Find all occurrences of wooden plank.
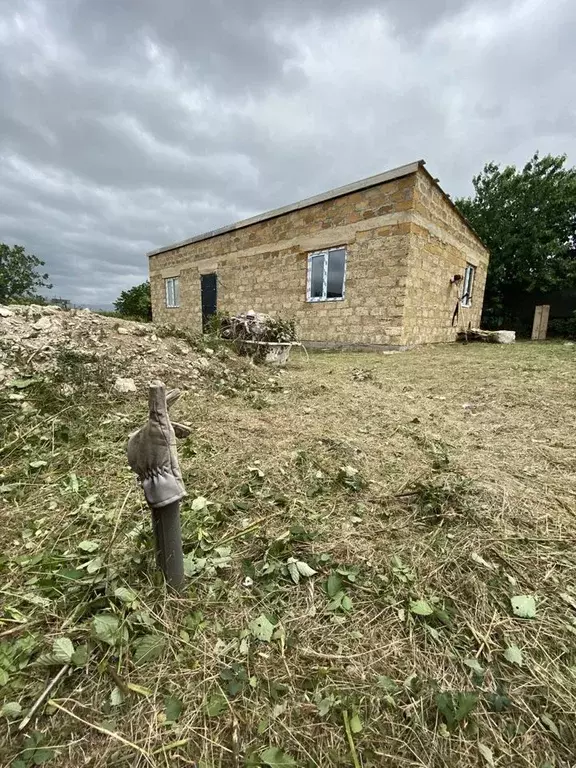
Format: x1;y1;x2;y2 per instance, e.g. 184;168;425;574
532;305;543;339
531;305;550;340
539;304;550;339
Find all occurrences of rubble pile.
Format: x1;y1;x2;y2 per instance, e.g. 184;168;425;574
219;311;297;344
0;304;243;394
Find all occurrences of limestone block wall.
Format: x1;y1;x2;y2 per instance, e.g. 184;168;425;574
402;169;489;345
149;175;416;346
148;165;489;347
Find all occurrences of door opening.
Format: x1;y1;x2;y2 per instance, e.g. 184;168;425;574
200;273;217;332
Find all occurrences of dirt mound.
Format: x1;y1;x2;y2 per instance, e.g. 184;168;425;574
0;304;262;395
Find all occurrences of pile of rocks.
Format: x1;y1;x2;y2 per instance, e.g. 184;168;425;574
0;304;230;394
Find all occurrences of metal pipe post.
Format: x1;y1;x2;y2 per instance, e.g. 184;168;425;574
151;501;185;592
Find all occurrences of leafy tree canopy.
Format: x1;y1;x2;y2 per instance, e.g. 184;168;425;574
0;243;52;304
455;152;576;327
114;281;151;321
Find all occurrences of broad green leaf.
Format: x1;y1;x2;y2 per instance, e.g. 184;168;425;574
0;669;9;686
327;591;345;611
478;743;495;767
260;746;297;767
52;637;74;664
341;594;353;612
435;691;478;729
110;687;124;707
31;747;54;764
133;634;166;664
511;595;536;619
486;691;511;712
504;645;523;666
78;540;99;552
7;378;38;389
296;561;317;578
287;560;300;584
409;599;434;616
257;717;269;734
377;675;398;692
86;556;103;574
540;713;560;738
349;713;363;733
249;614;275;642
455;692;479;722
191;496;209;511
204;693;227;717
326;573;342;598
71;645;89;667
114;587;137;605
317;697;332;716
165;695;183;722
92;613;121;646
183;555;206;577
1;701;22;718
464;658;485;676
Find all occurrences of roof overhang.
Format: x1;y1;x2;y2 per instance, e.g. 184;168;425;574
147;160;424;258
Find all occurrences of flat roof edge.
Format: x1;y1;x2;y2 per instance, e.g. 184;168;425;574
147;160;424;257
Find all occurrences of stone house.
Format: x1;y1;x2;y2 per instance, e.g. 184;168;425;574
148;160;489;347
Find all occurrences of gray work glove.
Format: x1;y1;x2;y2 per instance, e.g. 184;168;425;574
127;380;191;509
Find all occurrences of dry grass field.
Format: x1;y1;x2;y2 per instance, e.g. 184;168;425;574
1;338;575;767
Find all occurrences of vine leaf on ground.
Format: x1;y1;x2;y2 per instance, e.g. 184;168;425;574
260;746;297;767
132;634;166;664
511;595;536;619
52;637;75;664
1;701;22;719
287;558;317;584
540;713;560;738
165;695;183;722
204;693;227;717
249;615;275;642
92;614;122;646
410;599;434;616
504;645;523;667
349;713;363;733
326;573;343;598
478;743;495;767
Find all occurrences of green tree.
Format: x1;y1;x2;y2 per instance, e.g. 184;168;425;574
0;243;52;303
455;153;576;328
114;281;152;321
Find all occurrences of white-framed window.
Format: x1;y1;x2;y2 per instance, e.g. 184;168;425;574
306;246;347;302
165;277;180;308
461;264;475;307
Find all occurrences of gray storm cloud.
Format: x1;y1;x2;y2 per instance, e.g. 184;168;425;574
0;0;574;305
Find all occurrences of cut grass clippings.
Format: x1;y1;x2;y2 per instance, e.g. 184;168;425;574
1;340;576;767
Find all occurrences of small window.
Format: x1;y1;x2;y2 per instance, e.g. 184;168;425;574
306;247;347;302
461;264;475;307
165;277;180;308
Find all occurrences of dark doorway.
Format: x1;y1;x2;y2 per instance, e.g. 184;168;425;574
200;273;217;331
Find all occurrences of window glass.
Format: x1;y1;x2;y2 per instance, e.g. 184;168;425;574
326;248;345;298
462;265;475;306
165;277;180;307
310;255;325;299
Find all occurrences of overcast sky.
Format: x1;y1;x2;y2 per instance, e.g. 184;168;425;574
1;0;574;306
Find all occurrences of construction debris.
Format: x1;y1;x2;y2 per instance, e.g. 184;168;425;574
457;328;516;344
0;304;274;393
218;310;299;365
219;311;297;344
